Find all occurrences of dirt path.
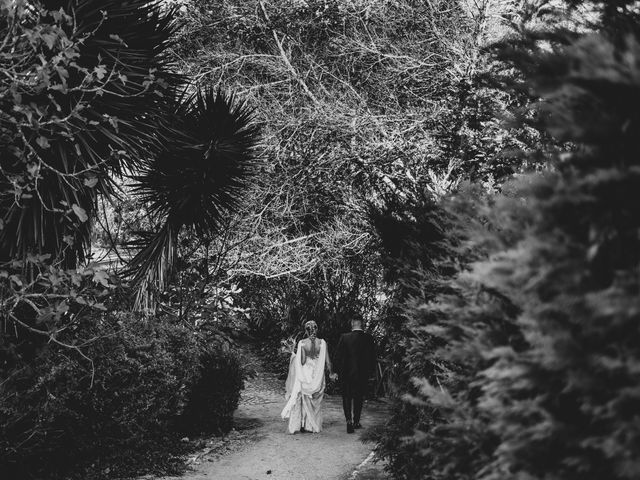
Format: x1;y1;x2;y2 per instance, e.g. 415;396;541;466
158;352;390;480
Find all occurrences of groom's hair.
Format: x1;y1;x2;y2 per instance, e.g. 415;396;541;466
351;317;363;328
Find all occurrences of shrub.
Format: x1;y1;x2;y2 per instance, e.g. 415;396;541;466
373;2;640;479
180;347;245;435
368;185;497;479
0;312;201;479
463;15;640;478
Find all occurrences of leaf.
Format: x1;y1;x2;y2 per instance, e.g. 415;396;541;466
41;32;57;49
55;301;69;314
56;66;69;79
84;177;99;188
93;270;110;287
71;204;88;222
94;65;107;80
36;136;50;149
71;272;82;286
36;311;54;325
109;34;125;45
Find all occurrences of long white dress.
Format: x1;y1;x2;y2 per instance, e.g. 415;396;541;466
281;338;326;433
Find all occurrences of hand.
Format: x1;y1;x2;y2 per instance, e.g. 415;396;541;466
329;373;338;381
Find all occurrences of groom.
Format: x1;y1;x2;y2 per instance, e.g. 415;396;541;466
334;317;377;434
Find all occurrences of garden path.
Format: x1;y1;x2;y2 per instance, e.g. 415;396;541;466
155;347;390;480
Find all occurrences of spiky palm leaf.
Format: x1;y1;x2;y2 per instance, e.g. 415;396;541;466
0;0;180;265
125;88;260;309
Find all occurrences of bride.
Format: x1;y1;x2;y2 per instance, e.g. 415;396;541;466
281;320;335;433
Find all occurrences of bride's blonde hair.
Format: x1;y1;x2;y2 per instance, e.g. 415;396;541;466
304;320;318;337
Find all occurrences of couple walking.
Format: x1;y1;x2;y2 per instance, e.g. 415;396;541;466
281;318;376;434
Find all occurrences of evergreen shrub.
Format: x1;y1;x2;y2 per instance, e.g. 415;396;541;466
373;2;640;479
180;347;245;435
0;314;201;479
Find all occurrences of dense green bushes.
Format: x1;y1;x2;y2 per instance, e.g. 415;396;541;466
369;186;493;479
0;312;244;479
1;2;254;477
1;314;192;477
0;255;245;479
181;347;244;434
372;1;640;479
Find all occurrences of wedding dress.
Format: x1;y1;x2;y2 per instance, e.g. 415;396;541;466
281;338;326;433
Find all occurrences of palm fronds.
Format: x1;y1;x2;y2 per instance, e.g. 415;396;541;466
1;2;260;310
0;0;181;265
125;88;260;308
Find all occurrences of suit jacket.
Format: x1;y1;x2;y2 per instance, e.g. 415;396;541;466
335;330;376;384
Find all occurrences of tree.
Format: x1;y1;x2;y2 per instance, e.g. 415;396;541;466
0;0;260;309
160;0;532;363
468;3;640;476
0;4;257;477
378;1;640;478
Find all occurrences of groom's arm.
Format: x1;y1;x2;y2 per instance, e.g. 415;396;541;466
367;335;377;379
335;334;344;377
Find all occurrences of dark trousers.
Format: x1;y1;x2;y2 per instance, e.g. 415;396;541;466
341;379;365;423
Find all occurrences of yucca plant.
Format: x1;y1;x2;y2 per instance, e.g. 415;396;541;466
0;0;259;309
0;0;180;265
126;88;259;309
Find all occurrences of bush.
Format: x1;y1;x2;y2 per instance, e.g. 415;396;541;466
368;185;494;479
180;347;245;435
0;313;202;479
372;2;640;479
461;18;640;478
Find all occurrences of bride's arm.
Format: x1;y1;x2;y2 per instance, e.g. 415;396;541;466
300;340;307;365
324;340;333;374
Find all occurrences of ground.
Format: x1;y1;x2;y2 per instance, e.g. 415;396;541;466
150;349;390;480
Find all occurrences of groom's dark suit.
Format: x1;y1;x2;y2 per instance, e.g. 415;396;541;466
335;329;376;426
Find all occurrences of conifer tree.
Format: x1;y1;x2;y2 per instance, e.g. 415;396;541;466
374;1;640;478
470;3;640;477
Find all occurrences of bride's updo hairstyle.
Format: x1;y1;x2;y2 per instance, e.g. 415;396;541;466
304;320;318;338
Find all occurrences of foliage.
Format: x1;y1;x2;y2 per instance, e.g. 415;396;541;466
368;184;498;479
0;0;178;266
469;8;640;477
373;1;640;479
163;0;534;371
0;0;260;307
0;3;257;477
0;312;201;479
0;254;118;369
125;87;260;309
181;346;245;435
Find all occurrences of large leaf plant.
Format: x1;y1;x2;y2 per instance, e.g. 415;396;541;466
0;0;259;310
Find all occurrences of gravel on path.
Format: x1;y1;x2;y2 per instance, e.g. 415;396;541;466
155;356;390;480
